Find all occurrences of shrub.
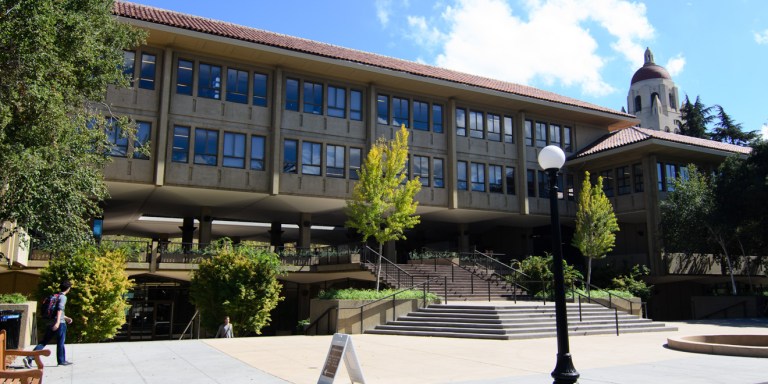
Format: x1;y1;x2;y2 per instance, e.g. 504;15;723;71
317;288;439;302
610;265;652;301
513;254;583;298
0;293;28;303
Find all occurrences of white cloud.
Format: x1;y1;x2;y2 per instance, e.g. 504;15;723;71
755;29;768;45
406;15;445;48
665;54;686;77
418;0;654;97
762;124;768;140
376;0;393;27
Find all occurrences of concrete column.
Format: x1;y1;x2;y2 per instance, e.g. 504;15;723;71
180;217;196;252
154;47;173;186
643;155;663;276
269;222;284;247
366;84;377;149
198;208;212;248
270;68;284;196
149;239;159;273
298;213;312;249
517;112;529;215
458;223;470;254
447;98;458;209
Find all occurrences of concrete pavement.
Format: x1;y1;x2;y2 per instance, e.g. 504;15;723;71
8;318;768;383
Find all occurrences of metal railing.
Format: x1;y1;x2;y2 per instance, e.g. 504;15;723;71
346;277;441;334
179;310;200;340
362;246;414;289
304;306;338;336
275;246;360;267
570;290;621;335
572;279;645;318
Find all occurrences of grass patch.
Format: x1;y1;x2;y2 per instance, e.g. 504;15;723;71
317;288;439;302
570;288;634;300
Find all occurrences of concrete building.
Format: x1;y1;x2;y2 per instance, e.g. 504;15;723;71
1;2;761;331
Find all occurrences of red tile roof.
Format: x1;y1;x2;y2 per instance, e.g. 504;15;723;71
113;1;633;119
574;126;752;158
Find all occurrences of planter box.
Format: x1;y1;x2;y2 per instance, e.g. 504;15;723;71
0;301;36;349
309;298;428;335
589;297;643;316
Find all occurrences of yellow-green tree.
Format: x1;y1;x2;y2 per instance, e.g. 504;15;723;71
346;126;421;290
572;171;620;289
37;247;134;342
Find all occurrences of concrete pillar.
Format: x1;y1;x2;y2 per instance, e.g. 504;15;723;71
447;98;458;209
298;213;311;249
154;47;173;186
180;217;196;252
384;240;396;261
458;223;470;254
269;222;284;247
198;208;212;248
270;68;284;195
149;238;159;273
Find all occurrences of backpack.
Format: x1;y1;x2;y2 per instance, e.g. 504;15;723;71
42;293;61;319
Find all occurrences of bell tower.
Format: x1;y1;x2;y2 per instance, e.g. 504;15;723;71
627;48;682;132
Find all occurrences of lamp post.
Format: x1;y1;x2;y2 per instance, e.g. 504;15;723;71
537;145;579;384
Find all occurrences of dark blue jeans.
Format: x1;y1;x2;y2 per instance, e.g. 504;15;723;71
34;321;67;364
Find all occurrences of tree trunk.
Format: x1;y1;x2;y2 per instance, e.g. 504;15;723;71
586;257;592;294
375;242;383;291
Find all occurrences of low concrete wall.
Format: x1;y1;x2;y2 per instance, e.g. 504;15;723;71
589;296;643;316
309;298;426;335
0;301;36;349
690;296;762;319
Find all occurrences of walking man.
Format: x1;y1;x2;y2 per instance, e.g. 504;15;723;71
27;280;74;367
215;316;234;338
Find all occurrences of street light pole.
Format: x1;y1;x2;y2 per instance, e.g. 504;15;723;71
538;145;579;384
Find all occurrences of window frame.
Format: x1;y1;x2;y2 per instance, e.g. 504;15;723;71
617;166;631;195
138;53;156;90
489;164;502;193
413;155;430;187
250;135;266;171
172;125;190;163
392;96;409;128
283;139;298;174
633;163;644;192
301;141;322;175
197;63;222;100
487;113;501;142
505;166;515;195
503;116;514;143
600;169;614;197
469;110;484;139
527;169;536;197
433;158;444;188
535;122;548;148
457;160;468;190
222;131;246;168
326;144;345;178
253;72;268;107
350;90;363;121
327;85;346;118
194;128;219;166
225;68;249;104
376;94;389;125
456;108;467;137
432;104;443;133
176;59;194;95
349;147;362;180
413;100;429;131
303;81;323;115
285;78;300;111
524;120;533;146
470;162;485;192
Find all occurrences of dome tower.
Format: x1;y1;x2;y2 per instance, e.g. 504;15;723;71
627;48;681;132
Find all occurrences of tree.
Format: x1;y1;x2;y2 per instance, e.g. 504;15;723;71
345;126;421;290
0;0;145;254
189;240;284;336
676;95;713;139
37;246;134;342
710;105;758;146
572;172;620;289
660;166;738;295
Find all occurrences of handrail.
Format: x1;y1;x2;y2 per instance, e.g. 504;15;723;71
697;300;749;320
179;310;199;340
304;306;338;335
570;291;621;336
457;252;536;303
362;246;414;289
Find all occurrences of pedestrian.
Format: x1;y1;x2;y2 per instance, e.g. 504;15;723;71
26;280;74;367
215;316;234;338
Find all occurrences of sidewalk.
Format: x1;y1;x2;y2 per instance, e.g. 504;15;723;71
15;318;768;384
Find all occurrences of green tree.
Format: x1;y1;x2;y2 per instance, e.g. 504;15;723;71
37;247;134;342
572;172;620;289
515;254;583;297
0;0;145;254
345;126;422;290
710;105;758;146
660;166;738;294
189;241;284;336
676;95;713;139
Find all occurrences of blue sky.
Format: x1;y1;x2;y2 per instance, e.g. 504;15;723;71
131;0;768;139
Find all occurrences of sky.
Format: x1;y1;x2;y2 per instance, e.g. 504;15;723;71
130;0;768;140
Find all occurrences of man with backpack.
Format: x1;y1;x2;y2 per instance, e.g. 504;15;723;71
26;280;74;367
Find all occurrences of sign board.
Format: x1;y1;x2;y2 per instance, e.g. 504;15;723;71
317;333;366;384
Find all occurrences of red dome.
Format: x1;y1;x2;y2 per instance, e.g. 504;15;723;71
631;63;671;85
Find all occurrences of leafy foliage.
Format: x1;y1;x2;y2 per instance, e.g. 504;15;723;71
610;265;652;301
572;172;620;287
514;254;583;297
0;0;145;254
676;95;713;138
316;288;439;302
0;293;29;304
189;240;284;336
710;105;758;146
37;246;134;342
345;126;422;248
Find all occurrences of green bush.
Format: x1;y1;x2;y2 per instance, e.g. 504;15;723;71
570;287;634;300
0;293;29;303
38;246;133;342
317;288;439;302
610;265;652;301
512;254;583;299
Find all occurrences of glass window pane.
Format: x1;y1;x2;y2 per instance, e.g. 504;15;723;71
133;121;151;159
198;63;221;100
283;139;297;173
432;104;443;133
350;90;363;121
633;163;644;193
550;124;561;147
377;94;389;124
535;122;547;148
122;51;135;86
285;78;299;111
413;101;429;131
457;161;467;190
505;167;515;195
524;120;533;146
226;68;248;104
504;116;514;143
326;145;345;178
471;162;485;191
563;126;572;152
456;108;466;136
253;73;268;107
194;128;218;166
223;132;246;168
469;110;484;139
349;147;362;180
302;142;321;175
489;165;502;193
139;53;156;90
327;86;346;118
433;158;444;188
487;113;501;142
527;169;536;197
392;97;409;127
251;136;265;170
303;81;323;114
177;59;194;95
172;126;190;163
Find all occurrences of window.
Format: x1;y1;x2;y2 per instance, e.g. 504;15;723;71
600;169;614;197
432;104;443;133
656;162;664;191
433;158;444;188
469;110;484;139
392;97;409;127
253;73;268;107
535;122;548;148
550;124;561;147
326;144;345;178
349;148;362;180
505;167;515;195
226;68;248;104
487;114;501;142
651;92;659;107
538;170;549;198
250;136;265;170
457;161;468;190
566;174;575;201
303;81;323;114
194;128;219;166
669;93;676;110
665;163;677;191
456;108;467;136
377;94;389;124
563;126;572;152
557;174;565;200
503;116;514;143
177;59;194;95
105;118;127;157
139;53;156;90
527;169;536;197
524;120;533;146
633;163;643;192
617;166;631;195
302;141;322;175
634;95;642;112
413;155;430;186
350;90;362;121
198;63;221;100
283;139;298;173
679;166;690;182
413;101;429;131
122;51;135;86
222;132;246;168
285;78;299;111
133;121;151;159
327;86;346;118
172;126;190;163
470;162;485;192
489;165;502;193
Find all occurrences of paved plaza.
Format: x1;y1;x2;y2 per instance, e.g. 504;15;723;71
9;317;768;383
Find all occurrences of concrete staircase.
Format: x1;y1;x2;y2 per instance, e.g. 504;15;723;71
365;303;678;340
